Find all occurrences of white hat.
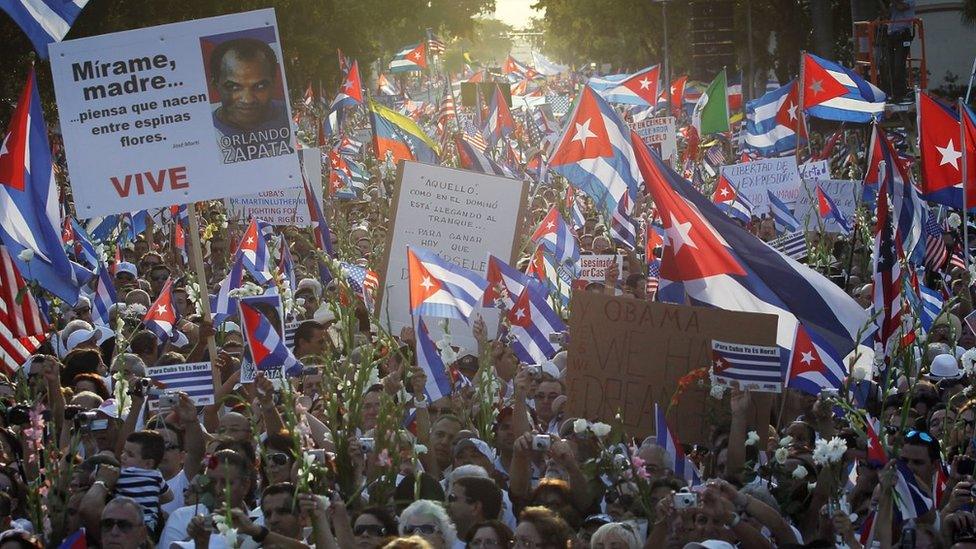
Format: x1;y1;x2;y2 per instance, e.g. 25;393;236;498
95;399;120;419
928;354;963;380
116;262;137;277
66;326;109;352
313;303;336;324
296;278;322;299
453;438;497;463
683;542;736;549
540;360;561;380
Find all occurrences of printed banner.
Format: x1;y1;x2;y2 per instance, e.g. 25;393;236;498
225;148;323;225
50;9;302;217
147;361;215;410
710;340;782;393
575;254;623;287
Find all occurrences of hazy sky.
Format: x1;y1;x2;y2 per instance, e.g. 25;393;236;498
494;0;543;29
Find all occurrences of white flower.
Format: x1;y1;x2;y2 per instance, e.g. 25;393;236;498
962;348;976;376
745;431;760;446
435;333;453;351
591;422;611;438
792;465;809;479
440;347;458;365
813;436;848;465
126;303;147;317
774;447;788;464
415;444;428;455
710;384;727;399
949;212;962;229
17;249;34;262
573;418;589;434
303;453;316;466
849;366;867;381
779;435;794;447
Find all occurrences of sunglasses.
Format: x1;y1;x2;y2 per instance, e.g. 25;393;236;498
403;524;439;535
100;518;136;532
906;430;935;443
354;524;387;537
266;452;290;466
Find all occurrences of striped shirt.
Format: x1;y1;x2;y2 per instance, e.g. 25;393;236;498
116;467;169;527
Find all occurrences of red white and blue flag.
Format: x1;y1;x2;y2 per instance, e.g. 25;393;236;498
655;403;701;486
483;253;541;310
565;186;586;231
802;53;885;123
598;64;661;107
786;323;847;396
1;0;90;58
893;460;934;520
240;300;302;375
237;218;274;285
636;134;868;367
143;278;179;342
609;192;637;250
414;316;454;401
712;174;754;224
210;251;245;324
506;285;566;365
0;245;48;338
711;340;782;392
815;184;851;234
865;125;925;264
549;85;641;228
530;207;581;276
743;80;804;157
918;91;975;209
408;247;488;321
0;68;91;303
502;55;539;80
483;85;515;148
303;172;335;285
389;42;427;73
331;60;364;110
873;179;906;359
455;134;514;177
89;263;117;328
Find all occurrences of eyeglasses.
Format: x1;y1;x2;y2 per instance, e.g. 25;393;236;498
100;518;136;533
906;430;935;443
353;524;387;537
266;452;290;466
403;524;439;535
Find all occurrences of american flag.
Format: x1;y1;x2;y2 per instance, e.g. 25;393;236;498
544;93;572;118
0;246;49;373
646;259;660;298
461;117;489;152
436;93;456;135
769;231;808;261
702;145;727;177
341;262;379;310
923;212;949;272
428;34;446;55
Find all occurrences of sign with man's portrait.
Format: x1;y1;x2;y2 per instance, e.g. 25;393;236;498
50;9;302;217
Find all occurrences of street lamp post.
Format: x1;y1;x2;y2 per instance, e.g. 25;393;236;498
653;0;670;106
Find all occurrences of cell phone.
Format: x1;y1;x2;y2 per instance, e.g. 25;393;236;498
305;449;327;464
673;490;699;509
532;434;551;451
960;456;976;477
158;392;179;410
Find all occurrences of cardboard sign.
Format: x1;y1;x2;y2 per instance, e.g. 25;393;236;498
629;116;677;163
146;362;215;410
565;291;778;443
577;255;623;284
376;161;528;336
224;148;323;225
720;156;801;212
50;9;302;217
795;179;862;234
239;294;286;385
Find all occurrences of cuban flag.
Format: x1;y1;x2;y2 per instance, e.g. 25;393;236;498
377;73;401;96
530;207;581;276
711;340;782;392
712;174;754;223
655;403;701;486
483;253;541;310
338;135;363;157
1;0;90;58
549;85;642;229
565;186;586;231
597;65;661;107
917;91;975;209
635;136;869;369
801;53;885;123
609;193;637;250
527;244;573;309
415;316;453;401
210;251;245;324
865;125;925;262
240;300;302;375
506;285;566;365
0;68;91;304
502;55;539;80
237;218;274;285
786;323;847;395
143;277;179;342
278;239;297;294
455;135;514;177
408;246;488;321
67;218;99;269
483;85;515;149
389;42;427;73
918;285;943;333
744;80;803;156
302;173;334;285
767;190;800;234
89;263;117;328
893;461;934;520
331;60;363;111
815;185;851;234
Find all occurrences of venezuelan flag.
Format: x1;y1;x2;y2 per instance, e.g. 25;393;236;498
368;100;439;165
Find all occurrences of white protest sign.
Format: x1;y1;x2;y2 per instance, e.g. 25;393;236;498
629;116;677;164
146;361;215;410
720;156;801;212
795;179;862;234
225;148;323;225
799;160;830;181
377;161;528;337
711;341;782;393
50;9;302;217
577;255;623;284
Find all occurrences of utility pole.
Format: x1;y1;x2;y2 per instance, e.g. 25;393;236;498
653;0;670;105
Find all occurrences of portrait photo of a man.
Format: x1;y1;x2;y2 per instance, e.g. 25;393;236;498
201;28;294;164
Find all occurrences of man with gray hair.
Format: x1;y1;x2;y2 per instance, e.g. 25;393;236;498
99;496;148;549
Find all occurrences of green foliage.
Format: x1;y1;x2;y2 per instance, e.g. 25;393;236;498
0;0;495;119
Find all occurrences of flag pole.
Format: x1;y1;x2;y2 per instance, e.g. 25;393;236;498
797;52;805;165
961;97;970;270
185;203;221;395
